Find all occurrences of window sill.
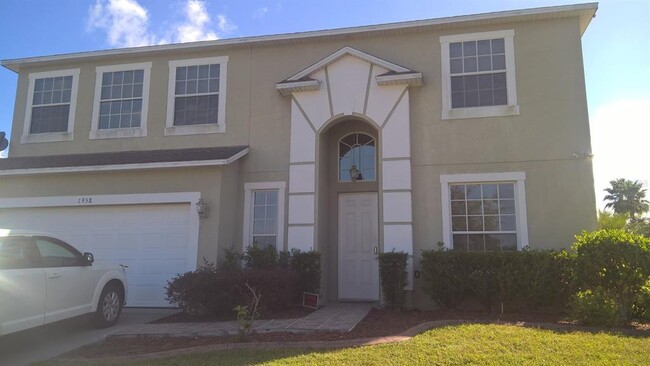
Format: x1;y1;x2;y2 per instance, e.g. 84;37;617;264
164;124;225;136
21;132;73;144
442;105;520;120
89;127;147;140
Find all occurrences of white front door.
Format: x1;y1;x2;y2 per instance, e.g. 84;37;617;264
338;193;379;300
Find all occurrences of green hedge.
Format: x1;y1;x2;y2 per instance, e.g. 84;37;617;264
420;230;650;326
379;252;408;310
571;230;650;324
165;263;298;317
420;250;570;312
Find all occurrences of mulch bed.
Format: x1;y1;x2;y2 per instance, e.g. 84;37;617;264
62;308;650;359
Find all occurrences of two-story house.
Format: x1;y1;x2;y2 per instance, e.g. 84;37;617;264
0;3;598;308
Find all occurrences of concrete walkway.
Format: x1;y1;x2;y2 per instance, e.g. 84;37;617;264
110;303;374;339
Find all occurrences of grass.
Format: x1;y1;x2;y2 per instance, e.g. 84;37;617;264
38;324;650;366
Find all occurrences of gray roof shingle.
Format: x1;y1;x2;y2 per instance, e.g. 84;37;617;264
0;146;248;171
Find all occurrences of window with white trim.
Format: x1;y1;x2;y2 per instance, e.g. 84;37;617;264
440;30;518;120
91;63;151;139
251;190;279;248
243;182;286;251
166;56;228;136
449;183;517;251
22;69;79;143
440;172;528;251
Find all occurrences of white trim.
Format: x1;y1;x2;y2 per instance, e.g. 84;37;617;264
440;29;515;43
440;29;519;120
440;172;526;183
0;192;201;277
0;192;200;208
0;147;249;176
276;80;321;96
2;3;597;73
287;46;410;82
22;69;80;144
439;172;529;250
375;72;423;87
90;62;152;140
243;182;286;251
165;56;228;136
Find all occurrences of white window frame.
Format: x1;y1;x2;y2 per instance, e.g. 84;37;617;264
90;62;151;140
243;182;286;251
440;172;528;250
165;56;228;136
22;69;80;144
440;30;519;120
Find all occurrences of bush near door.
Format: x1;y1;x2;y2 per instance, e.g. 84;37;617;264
378;251;409;310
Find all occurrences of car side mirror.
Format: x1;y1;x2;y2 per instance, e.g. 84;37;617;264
83;252;94;265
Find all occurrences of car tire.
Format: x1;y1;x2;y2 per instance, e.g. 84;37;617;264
94;284;123;328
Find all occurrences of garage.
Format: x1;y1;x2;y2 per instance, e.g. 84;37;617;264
0;195;199;307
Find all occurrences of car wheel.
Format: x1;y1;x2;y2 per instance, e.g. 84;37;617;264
95;284;122;328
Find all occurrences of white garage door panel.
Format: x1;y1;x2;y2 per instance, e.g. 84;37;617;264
0;203;196;307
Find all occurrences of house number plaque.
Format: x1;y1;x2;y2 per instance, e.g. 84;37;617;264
77;197;94;204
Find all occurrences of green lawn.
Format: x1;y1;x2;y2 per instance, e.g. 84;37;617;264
41;324;650;366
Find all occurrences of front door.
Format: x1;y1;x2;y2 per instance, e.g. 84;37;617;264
338;193;379;300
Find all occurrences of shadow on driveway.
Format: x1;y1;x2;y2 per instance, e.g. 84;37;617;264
0;308;176;366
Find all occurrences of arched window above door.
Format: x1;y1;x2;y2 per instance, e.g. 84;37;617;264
339;132;376;182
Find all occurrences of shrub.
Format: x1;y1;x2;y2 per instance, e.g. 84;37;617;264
222;247;242;270
290;250;321;296
166;265;298;317
570;288;620;327
379;252;408;310
420;250;569;312
633;279;650;321
571;230;650;321
164;260;219;315
243;244;279;269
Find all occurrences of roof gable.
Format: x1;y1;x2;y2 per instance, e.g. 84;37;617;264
285;46;411;82
276;47;422;96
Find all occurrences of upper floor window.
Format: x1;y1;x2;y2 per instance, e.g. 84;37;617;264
166;56;228;136
339;132;376;182
440;30;519;120
90;63;151;139
22;69;79;144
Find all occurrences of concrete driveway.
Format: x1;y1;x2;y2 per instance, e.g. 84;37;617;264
0;308;176;366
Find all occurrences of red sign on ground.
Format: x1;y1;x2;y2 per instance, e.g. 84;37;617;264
303;292;319;309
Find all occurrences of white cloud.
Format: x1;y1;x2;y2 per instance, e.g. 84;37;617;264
174;0;218;43
0;149;7;159
590;99;650;209
87;0;154;47
253;7;269;19
87;0;235;47
216;14;237;34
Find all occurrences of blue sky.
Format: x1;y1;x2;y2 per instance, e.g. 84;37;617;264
0;0;648;208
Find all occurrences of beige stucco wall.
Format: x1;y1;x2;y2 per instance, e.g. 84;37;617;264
3;13;597;306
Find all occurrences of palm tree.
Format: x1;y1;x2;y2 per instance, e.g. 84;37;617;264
603;178;649;220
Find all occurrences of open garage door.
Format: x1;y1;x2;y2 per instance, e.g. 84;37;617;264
0;203;197;307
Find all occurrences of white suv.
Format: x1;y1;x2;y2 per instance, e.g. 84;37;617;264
0;230;127;336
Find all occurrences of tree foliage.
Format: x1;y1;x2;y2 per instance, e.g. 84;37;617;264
597;210;627;230
603;178;649;220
